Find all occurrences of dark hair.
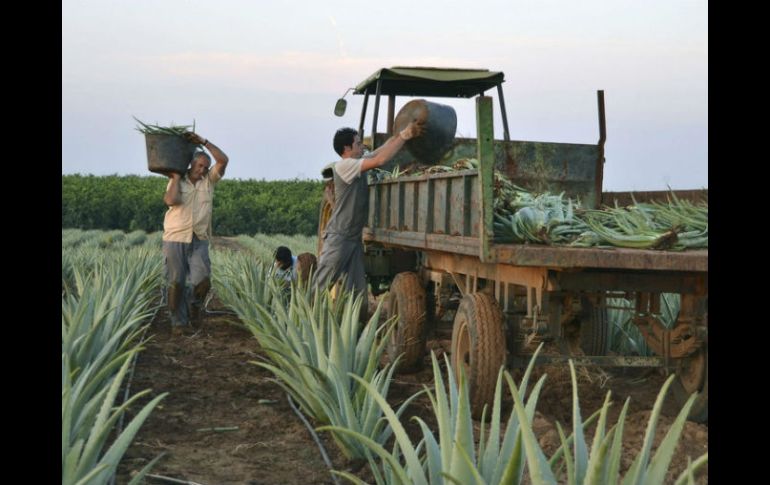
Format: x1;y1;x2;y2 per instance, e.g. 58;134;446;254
333;127;358;156
274;246;293;269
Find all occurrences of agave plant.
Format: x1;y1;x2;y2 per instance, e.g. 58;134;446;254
320;346;561;485
541;361;708;484
322;345;706;484
215;260;422;459
211;251;275;319
62;243;166;484
62;351;167;485
263;283;426;458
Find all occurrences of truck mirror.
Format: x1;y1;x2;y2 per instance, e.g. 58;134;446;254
334;98;347;117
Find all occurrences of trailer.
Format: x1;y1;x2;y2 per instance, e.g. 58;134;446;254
320;67;708;421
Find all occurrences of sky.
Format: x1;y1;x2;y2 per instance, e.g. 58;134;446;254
62;0;707;191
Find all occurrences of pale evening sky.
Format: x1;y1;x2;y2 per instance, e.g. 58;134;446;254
62;0;707;191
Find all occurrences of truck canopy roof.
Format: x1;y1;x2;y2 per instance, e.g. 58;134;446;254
353;67;505;98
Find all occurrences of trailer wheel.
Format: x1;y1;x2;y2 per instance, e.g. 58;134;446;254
316;182;335;256
451;293;507;419
579;297;610;356
672;344;708;422
386;272;427;372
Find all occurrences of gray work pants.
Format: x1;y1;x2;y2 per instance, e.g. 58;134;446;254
314;233;366;298
163;236;211;326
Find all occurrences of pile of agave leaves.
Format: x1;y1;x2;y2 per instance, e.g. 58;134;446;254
373;159;707;251
133;116;196;137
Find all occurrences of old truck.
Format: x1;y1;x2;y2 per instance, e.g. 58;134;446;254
319;67;708;421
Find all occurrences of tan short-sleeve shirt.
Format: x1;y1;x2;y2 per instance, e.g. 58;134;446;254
162;167;222;242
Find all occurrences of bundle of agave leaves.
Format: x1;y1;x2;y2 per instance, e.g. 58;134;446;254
133;116;197;137
373;158;707;250
322;345;707;485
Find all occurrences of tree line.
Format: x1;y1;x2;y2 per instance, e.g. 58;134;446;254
62;175;325;236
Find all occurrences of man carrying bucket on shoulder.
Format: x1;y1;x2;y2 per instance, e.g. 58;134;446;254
162;132;229;336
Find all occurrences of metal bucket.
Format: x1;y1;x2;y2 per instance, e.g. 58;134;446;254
393;99;457;164
145;134;197;175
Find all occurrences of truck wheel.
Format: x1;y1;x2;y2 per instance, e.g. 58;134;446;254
317;182;335;256
579;296;610;356
451;292;507;419
672;345;708;422
386;272;427;372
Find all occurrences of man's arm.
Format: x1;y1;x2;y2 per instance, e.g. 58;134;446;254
205;140;229;177
186;132;229;177
164;173;183;206
360;120;424;173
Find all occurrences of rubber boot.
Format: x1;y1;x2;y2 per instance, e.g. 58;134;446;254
168;282;188;331
190;277;211;326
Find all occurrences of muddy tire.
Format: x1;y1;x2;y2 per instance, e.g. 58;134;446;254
579;296;610;356
317;182;335;257
672;345;708;422
386;272;427;372
451;292;507;419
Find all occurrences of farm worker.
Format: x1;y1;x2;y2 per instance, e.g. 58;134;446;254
274;245;318;287
273;245;298;290
314;121;424;310
162;132;229;335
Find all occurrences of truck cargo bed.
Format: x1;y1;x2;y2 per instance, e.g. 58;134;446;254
364;168;707;273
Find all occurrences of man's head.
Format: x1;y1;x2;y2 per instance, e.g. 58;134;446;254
274;246;293;270
188;151;212;182
333;128;363;158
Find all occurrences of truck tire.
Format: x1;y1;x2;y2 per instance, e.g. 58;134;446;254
386;272;427;372
317;182;335;257
579;296;610;356
672;345;708;422
451;292;507;419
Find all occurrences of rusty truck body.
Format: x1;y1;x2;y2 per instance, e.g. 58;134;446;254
319;67;708;421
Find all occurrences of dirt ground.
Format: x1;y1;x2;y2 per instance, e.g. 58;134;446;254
115;239;707;485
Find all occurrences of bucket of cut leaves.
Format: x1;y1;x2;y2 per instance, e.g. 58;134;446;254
393;99;457;164
135;117;198;176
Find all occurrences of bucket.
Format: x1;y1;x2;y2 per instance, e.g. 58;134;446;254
145;134;197;175
393;99;457;164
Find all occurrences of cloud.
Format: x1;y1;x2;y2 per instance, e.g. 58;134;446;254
129;51;488;93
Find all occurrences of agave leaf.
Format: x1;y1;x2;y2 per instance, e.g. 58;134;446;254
606;398;631;482
646;391;698;483
555;422;575;485
504;372;557;485
674;453;708;485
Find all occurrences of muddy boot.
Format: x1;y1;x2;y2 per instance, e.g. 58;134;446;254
168;282;188;331
190;277;211;327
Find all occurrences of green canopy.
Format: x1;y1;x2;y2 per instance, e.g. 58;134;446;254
353;67;505;98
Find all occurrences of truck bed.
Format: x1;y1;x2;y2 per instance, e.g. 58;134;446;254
364;169;707;273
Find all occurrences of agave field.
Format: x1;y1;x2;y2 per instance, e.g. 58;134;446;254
62;229;707;485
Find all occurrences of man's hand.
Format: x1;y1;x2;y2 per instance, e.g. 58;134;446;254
184;132;206;145
399;120;425;141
